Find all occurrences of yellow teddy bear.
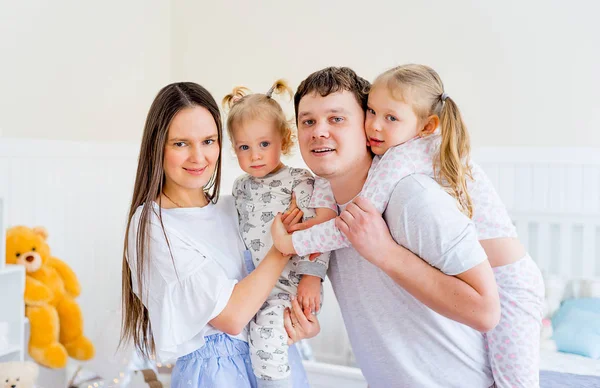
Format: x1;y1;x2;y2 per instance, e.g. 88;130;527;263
5;226;94;369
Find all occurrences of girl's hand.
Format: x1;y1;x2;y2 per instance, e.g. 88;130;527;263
271;214;297;255
284;296;320;345
286;217;324;261
297;275;322;314
335;196;397;268
288;207;336;261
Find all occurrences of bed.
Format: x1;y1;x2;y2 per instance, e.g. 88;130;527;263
541;348;600;376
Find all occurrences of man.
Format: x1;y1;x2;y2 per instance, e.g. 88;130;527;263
282;67;499;387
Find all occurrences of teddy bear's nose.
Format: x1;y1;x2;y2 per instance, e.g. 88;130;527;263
25;254;35;262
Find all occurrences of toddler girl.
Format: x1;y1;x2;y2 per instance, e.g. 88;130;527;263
223;80;335;388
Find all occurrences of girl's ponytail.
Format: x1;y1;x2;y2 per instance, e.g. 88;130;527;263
438;94;473;217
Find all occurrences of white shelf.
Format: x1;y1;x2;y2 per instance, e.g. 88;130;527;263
0;262;25;363
0;265;24;275
0;345;21;359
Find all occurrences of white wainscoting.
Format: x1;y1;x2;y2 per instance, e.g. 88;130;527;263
0;139;138;384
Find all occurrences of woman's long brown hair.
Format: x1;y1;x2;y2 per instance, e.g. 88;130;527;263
120;82;223;357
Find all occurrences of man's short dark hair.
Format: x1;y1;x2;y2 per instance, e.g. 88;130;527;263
294;67;371;122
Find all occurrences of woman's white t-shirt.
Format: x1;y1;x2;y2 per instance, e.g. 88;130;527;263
127;195;247;362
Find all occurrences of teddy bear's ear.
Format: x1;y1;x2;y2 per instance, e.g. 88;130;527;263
32;226;49;240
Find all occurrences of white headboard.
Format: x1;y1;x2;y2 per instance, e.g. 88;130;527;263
473;147;600;279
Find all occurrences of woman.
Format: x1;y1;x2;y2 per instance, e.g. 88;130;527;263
120;82;309;387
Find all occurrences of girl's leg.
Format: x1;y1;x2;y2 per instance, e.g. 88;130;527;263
487;256;545;388
250;298;293;388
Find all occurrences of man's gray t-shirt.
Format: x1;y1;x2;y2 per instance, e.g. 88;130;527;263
328;174;493;388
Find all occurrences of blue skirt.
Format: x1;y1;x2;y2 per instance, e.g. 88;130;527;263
171;333;309;388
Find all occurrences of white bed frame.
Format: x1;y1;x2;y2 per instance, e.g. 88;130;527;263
474;147;600;279
1;140;599;386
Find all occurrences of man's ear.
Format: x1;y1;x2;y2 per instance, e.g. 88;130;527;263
420;115;439;136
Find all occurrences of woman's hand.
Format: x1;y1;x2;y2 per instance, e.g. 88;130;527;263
335;196;397;268
281;193;304;232
271;214;297;255
283;296;320;345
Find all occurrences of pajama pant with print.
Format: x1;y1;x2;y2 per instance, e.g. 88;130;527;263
487;255;545;388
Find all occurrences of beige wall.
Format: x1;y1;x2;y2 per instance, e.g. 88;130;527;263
2;1;599;147
172;0;600;148
0;0;171;142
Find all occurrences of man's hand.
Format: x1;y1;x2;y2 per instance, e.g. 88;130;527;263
283;296;320;345
336;196;398;268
